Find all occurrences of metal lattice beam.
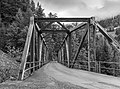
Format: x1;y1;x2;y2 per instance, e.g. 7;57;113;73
18;16;34;80
39;30;69;33
35;18;90;22
35;23;48;49
41;22;54;30
71;29;88;68
70;23;87;33
57;22;69;31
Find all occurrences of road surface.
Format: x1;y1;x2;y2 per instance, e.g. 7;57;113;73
0;61;120;89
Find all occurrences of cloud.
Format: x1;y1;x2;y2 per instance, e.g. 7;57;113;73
39;0;85;11
107;0;119;2
82;0;105;9
35;0;120;20
95;1;120;19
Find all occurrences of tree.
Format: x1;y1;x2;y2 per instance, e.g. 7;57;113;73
35;3;45;28
0;0;32;56
1;0;30;25
99;14;120;28
30;0;35;12
48;12;57;18
35;3;45;18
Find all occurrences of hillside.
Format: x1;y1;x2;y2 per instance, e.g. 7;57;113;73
99;15;120;29
0;50;19;83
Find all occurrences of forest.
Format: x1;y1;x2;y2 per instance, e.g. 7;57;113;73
0;0;120;82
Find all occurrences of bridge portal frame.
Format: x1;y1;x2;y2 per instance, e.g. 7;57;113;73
18;16;96;80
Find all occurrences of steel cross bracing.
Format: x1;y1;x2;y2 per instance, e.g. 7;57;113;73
18;16;120;80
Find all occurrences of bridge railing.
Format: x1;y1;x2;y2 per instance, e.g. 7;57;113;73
18;16;49;80
62;60;120;77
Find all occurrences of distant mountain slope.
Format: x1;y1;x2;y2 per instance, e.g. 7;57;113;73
98;14;120;42
99;15;120;28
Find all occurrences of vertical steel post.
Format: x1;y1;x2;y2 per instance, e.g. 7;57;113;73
99;61;101;73
33;26;36;71
61;47;64;64
35;28;37;70
37;32;40;69
92;17;97;72
94;25;97;72
65;40;69;67
68;33;71;67
58;50;60;62
43;45;46;64
39;39;43;67
87;20;91;71
46;49;49;62
63;44;65;64
44;46;47;63
60;50;62;63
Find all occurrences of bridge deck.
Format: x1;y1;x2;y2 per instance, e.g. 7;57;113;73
44;62;120;89
1;62;120;89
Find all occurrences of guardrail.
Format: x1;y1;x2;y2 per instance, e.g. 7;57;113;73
23;60;50;79
61;60;120;77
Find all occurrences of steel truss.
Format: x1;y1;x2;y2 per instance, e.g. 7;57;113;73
18;16;120;80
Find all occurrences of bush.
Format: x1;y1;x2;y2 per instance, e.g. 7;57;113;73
0;66;19;83
0;50;19;83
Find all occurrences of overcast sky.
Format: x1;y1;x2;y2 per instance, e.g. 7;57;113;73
34;0;120;20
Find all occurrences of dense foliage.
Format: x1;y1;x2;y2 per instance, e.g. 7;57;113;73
99;15;120;28
0;0;44;58
0;0;46;82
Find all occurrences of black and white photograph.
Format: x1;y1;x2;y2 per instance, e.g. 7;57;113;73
0;0;120;88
